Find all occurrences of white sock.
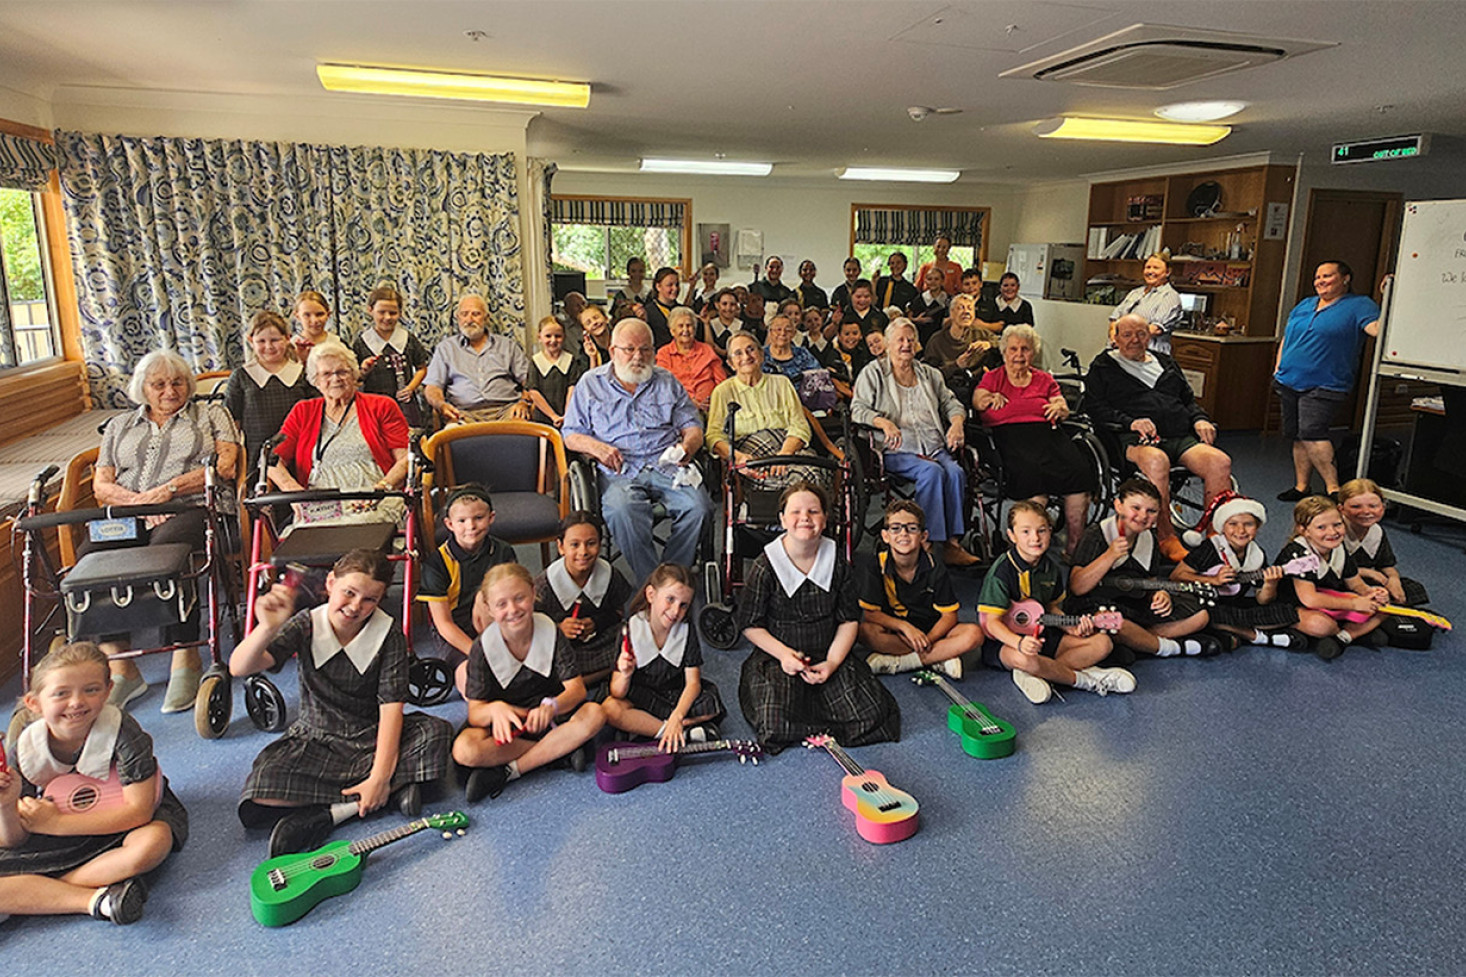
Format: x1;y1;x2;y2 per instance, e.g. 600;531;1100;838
330;802;359;825
1182;639;1204;656
88;888;109;918
1155;637;1182;657
506;760;522;782
895;652;923;671
1337;630;1353;645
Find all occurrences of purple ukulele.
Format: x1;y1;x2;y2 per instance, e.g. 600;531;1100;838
594;738;763;794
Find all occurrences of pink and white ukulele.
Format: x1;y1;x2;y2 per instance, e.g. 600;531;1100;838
804;734;918;844
44;764;164;814
1203;552;1320;597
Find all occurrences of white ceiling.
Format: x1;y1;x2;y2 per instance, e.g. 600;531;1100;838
3;0;1465;182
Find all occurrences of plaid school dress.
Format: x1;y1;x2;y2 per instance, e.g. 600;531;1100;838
621;612;725;722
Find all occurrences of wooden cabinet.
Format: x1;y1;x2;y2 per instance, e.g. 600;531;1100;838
1086;164;1295;337
1171;335;1278;430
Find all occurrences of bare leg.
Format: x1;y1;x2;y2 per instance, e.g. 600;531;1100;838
1000;644;1078;686
920;623;984;665
452;702;605;775
1152;609;1209;638
0;876;98;916
1290;440;1312;493
1127;444;1176;541
59;823;172;888
1062;493;1089;556
1302;439;1340;493
602;699;720;738
858;622;917;656
1114;619;1161;654
103;641;138;681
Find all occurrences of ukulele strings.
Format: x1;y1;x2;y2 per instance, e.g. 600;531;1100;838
268;823;423;881
826;741;905;810
935;679;1001;736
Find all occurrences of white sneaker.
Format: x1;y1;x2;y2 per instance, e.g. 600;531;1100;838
865;652;920;675
1012;669;1051;704
1074;666;1136;696
938;656;963;681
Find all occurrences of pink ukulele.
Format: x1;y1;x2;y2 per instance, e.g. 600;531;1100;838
804;734;919;845
44;764;164;815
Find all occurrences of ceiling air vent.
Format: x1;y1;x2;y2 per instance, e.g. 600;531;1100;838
1000;23;1335;90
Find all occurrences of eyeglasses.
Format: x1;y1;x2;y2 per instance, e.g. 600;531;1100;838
611;345;654;356
884;523;923;536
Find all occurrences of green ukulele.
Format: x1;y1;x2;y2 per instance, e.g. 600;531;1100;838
911;670;1016;759
250;812;469;927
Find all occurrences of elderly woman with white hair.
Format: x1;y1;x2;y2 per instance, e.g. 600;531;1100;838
851;318;979;566
91;348;241;711
268;341;409;528
973;324;1093;559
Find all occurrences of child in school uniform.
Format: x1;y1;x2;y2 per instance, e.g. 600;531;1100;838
1273;496;1389;660
292;289;338;358
979;502;1128;704
454;564;606;802
603;563;727;751
859;500;983;679
1170;494;1307;651
1338;478;1430;607
417;484;519;696
233;549;454;857
526;316;587;428
0;642;187;926
1068;478;1221;661
534;512;633;689
736;482;900;754
353;284;430;429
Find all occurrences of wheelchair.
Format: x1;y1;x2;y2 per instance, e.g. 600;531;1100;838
235;437;454;739
696;400;862;650
12;457;239;743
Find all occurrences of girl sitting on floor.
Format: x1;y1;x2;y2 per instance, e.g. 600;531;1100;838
1273;495;1389;660
454;564;606;802
1338;478;1430;607
233;548;454;858
533;512;633;690
736;482;900;754
604;563;726;752
0;642;187;926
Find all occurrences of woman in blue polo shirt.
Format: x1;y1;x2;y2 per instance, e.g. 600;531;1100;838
1273;260;1381;501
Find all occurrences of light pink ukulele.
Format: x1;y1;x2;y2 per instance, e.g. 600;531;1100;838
44;764;164;814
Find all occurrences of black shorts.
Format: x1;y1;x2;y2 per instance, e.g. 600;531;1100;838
980;628;1064;669
1120;432;1201;464
1274;382;1346;441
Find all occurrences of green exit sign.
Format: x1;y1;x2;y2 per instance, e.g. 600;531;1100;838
1332;134;1430;164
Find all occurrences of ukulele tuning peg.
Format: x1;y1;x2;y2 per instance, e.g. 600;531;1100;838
442;831;453;840
456;828;467;837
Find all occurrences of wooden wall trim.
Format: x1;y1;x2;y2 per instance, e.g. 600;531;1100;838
0;117;52;143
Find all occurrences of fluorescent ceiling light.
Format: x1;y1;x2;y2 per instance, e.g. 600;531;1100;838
317;63;590;108
1033;116;1231;145
639;158;772;176
837;166;961;183
1155;101;1248;122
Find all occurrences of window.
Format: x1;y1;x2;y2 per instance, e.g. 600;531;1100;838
550;195;691;286
0;186;58;367
849;203;990;282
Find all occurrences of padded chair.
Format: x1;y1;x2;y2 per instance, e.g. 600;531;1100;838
194;370;232;398
421;421;571;562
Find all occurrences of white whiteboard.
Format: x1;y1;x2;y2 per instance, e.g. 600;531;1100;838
1385;199;1466;372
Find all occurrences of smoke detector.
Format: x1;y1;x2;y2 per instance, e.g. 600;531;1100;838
1000;23;1334;90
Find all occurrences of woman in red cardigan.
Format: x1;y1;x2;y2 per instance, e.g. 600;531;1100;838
268;341;410;528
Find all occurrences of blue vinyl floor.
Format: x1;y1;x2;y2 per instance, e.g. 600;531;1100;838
3;432;1464;975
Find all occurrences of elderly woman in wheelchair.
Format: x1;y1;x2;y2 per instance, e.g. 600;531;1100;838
707;333;827;496
973;325;1094;560
90;349;241;711
852;319;980;567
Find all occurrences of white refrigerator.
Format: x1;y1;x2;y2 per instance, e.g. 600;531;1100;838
1004;243;1087;301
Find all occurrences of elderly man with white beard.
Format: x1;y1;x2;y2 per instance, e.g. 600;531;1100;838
563;318;712;583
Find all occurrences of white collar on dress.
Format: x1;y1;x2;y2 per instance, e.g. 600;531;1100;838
533;350;573;374
1295;536;1346;577
16;702;122;784
1215;538;1265;573
310;604;392;674
546;557;612;608
628;611;688;669
244;360;303;388
1343;523;1383;559
1101;515;1155;570
764;535;836;597
360;326;409;356
481;613;557;688
997;297;1022;312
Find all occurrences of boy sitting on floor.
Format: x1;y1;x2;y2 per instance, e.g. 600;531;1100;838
860;501;983;678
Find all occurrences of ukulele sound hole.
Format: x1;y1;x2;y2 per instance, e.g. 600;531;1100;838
69;785;100;811
310;855;337;871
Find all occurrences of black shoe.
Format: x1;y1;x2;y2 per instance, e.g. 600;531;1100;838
91;877;148;925
268;807;334;858
1277;628;1311;651
1277;487;1309;502
1314;636;1345;661
1201;631;1237;655
395;783;422;818
465;766;509;803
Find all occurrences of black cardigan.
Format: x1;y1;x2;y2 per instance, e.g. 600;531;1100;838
1085;350;1209;438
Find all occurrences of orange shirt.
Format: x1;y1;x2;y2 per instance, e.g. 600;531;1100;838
656;341;728;406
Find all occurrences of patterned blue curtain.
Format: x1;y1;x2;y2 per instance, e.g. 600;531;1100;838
57;131;524;407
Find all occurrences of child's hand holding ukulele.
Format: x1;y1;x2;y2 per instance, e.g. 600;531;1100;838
484;701;524;744
1151;589;1173;617
659;714;686;754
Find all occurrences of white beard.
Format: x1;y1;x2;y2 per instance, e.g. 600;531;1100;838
614;362;654;386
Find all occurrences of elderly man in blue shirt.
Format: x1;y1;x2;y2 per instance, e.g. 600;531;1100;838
563;318;712;583
424;294;532;424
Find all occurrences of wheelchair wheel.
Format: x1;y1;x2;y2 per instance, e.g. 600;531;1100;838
1170;472;1239;533
568;460;599;517
698;603;741;650
195;668;232;739
244;674;289;732
407;657;455;707
836;436;868;547
1072;428;1113;523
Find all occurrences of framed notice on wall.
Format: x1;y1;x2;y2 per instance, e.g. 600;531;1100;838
698;223;731;268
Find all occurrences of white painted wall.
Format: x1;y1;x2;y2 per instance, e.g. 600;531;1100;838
550;169;1025;297
0;84;52;130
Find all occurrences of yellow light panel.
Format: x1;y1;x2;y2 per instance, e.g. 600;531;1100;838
1033;116;1230;146
316;63;590;108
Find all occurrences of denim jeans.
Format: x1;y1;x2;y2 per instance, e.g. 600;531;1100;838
599;465;714;584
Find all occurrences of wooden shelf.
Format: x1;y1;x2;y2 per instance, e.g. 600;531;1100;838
1166;215;1258;225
